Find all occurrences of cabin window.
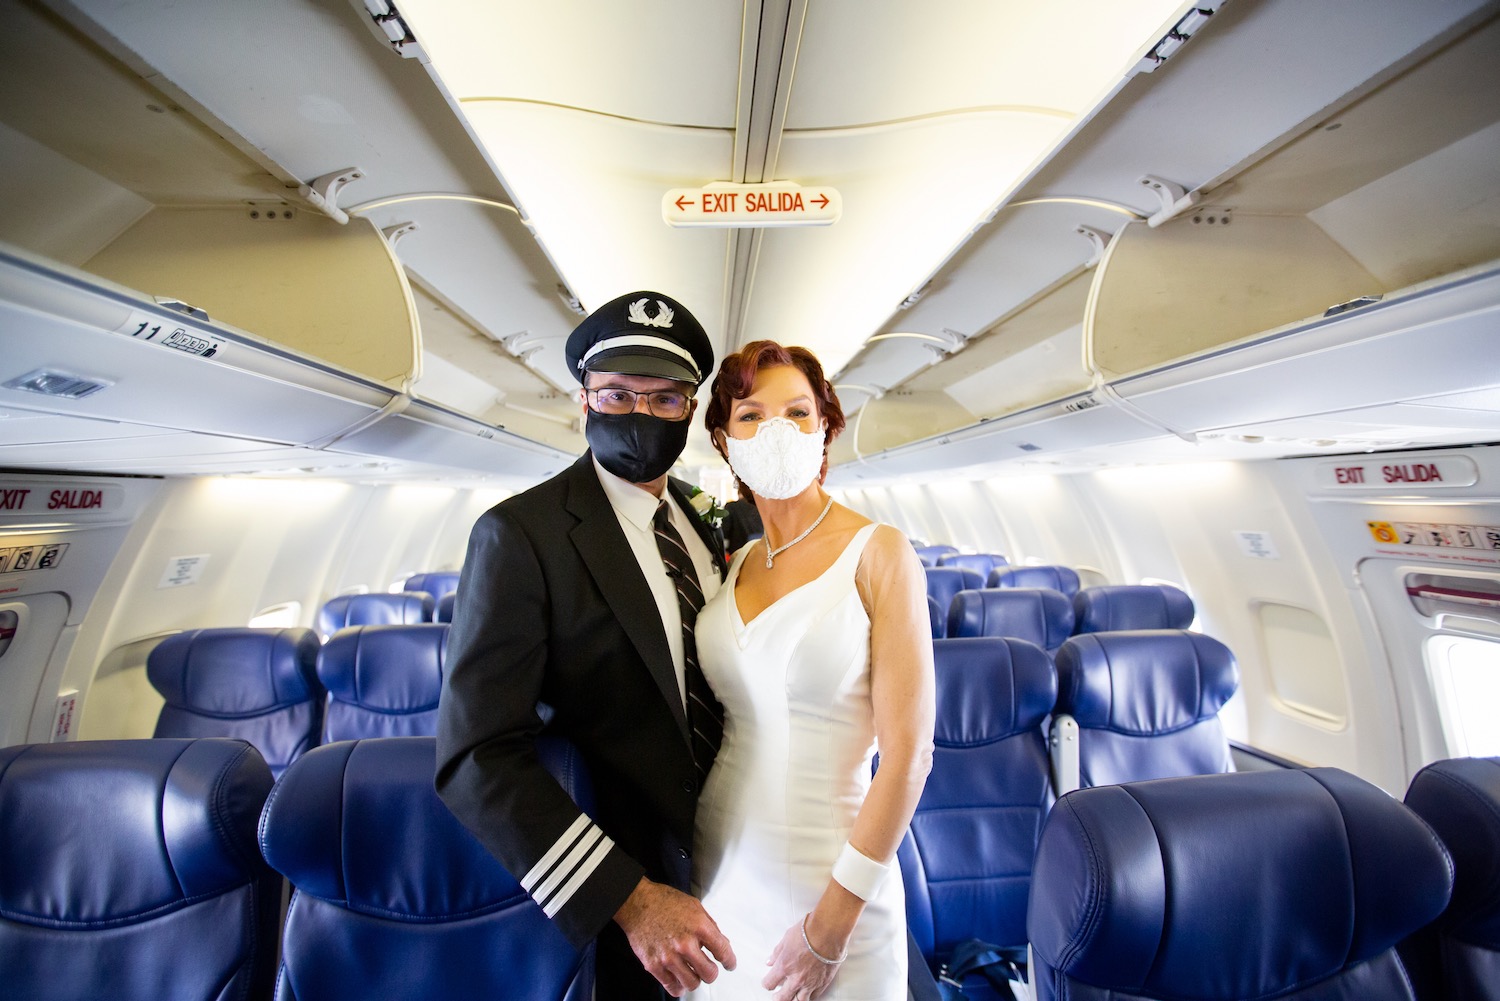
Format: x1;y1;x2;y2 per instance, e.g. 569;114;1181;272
1426;635;1500;757
1256;602;1348;729
249;602;302;629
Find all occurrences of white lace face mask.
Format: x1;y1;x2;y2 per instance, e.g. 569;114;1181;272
725;417;826;500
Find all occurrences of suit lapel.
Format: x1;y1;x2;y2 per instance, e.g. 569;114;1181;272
566;455;691;746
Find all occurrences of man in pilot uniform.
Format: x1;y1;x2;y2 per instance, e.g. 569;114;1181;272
437;291;735;998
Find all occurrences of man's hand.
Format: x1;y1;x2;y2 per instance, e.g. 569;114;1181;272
614;878;737;996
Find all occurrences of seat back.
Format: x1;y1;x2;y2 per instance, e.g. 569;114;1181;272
403;571;461;602
947;587;1074;650
1072;584;1194;633
900;637;1056;986
1401;756;1500;1001
914;544;959;567
927;595;946;639
1028;768;1453;1001
1053;629;1237;789
318;624;449;742
261;736;592;1001
988;564;1080;597
937;552;1008;578
924;566;985;620
436;591;456;623
148;626;323;778
0;738;279;1001
317;591;435;639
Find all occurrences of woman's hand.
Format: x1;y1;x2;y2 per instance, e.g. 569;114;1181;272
761;915;843;1001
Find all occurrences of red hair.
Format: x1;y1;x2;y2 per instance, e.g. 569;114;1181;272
703;340;846;501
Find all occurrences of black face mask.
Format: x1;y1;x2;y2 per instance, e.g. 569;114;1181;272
585;410;692;483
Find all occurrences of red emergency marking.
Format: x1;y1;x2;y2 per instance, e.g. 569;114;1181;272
1335;466;1365;484
1383;463;1442;484
0;488;31;510
0;626;15;640
48;489;104;510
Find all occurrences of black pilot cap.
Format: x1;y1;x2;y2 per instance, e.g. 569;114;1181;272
565;291;714;387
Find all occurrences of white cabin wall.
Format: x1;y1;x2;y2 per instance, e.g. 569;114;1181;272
67;475;503;742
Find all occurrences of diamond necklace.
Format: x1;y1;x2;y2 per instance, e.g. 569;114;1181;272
763;496;835;569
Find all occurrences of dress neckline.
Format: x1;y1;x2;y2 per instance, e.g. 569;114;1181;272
729;523;878;631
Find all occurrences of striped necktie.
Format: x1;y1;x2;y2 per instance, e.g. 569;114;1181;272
653;500;724;781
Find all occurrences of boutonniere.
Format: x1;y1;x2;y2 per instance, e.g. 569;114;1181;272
687;486;727;528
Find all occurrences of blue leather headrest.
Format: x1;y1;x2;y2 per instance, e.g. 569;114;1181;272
1404;756;1500;940
914;545;958;568
1073;584;1194;632
1029;768;1454;998
261;737;592;919
925;566;984;608
436;592;456;623
948;588;1074;649
317;625;447;713
1055;630;1237;735
317;592;435;637
0;739;272;921
931;638;1056;745
403;572;461;601
989;565;1080;596
937;553;1007;577
927;595;945;639
148;628;321;715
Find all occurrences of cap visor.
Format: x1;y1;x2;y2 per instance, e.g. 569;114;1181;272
583;347;699;384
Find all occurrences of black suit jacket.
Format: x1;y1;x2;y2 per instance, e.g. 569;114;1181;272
436;453;726;997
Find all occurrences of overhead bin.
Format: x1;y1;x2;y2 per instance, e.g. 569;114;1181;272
0;244;573;482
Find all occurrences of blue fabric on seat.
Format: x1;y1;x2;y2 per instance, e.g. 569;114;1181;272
924;566;984;622
0;738;279;1001
1054;629;1238;788
403;571;461;602
987;564;1080;597
316;591;435;639
261;736;593;1000
1072;584;1194;633
914;545;959;568
436;591;456;623
937;552;1008;578
318;624;448;742
900;637;1056;998
1028;768;1453;1001
927;595;945;639
1401;756;1500;1001
148;626;323;778
947;587;1074;650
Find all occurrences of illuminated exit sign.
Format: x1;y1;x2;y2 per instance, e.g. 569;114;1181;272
662;182;842;228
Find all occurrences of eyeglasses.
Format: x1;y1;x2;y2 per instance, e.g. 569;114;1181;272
586;387;692;420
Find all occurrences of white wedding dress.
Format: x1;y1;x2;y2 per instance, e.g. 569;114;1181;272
689;523;905;999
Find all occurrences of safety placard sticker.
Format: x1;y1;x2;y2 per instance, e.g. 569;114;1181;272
0;543;70;574
1369;521;1500;551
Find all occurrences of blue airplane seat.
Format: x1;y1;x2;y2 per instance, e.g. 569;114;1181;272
1028;768;1453;1001
900;637;1056;999
436;590;456;623
927;595;945;638
1401;756;1500;1001
987;564;1080;597
937;552;1008;578
148;626;323;778
403;571;461;602
317;624;449;742
947;587;1074;651
0;738;280;1001
1052;629;1238;792
1072;583;1194;633
925;566;985;622
317;591;435;639
261;736;593;1000
914;544;959;568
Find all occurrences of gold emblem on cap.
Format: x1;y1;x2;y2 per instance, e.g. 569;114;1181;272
627;298;674;329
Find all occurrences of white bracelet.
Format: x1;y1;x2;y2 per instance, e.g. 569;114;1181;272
830;842;890;901
801;914;846;965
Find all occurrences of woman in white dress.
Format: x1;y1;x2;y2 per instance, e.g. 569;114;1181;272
689;341;935;1001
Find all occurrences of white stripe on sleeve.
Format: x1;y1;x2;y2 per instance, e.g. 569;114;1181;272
543;834;618;918
521;814;591;892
